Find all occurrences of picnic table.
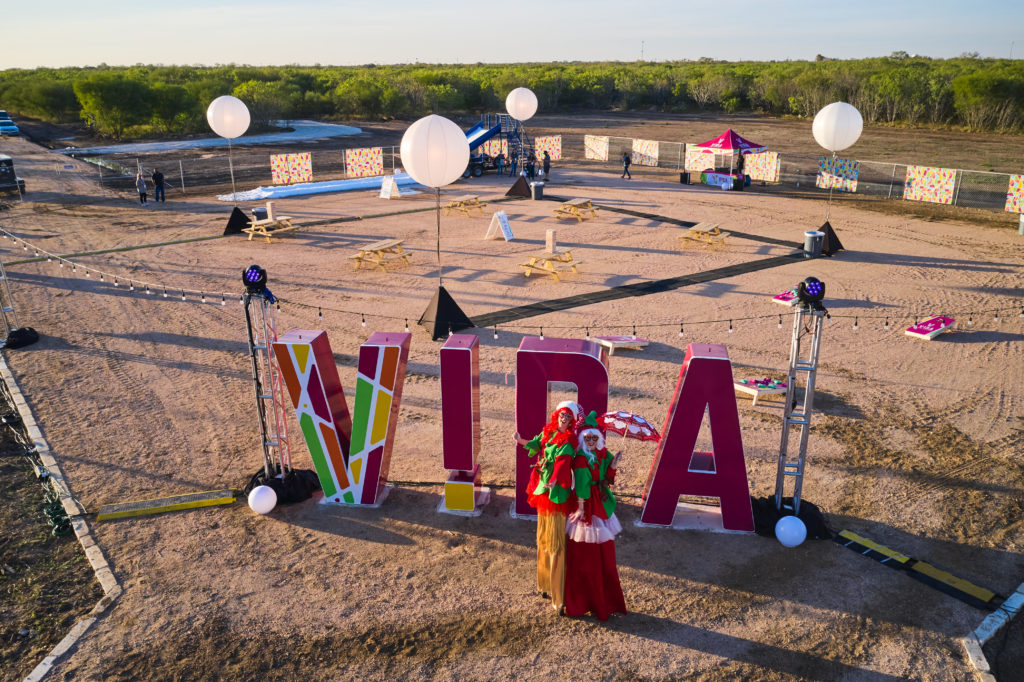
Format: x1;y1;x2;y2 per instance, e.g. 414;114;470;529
553;198;599;222
243;216;298;243
594;336;649;355
520;247;583;282
349;238;411;272
679;222;730;249
443;195;487;217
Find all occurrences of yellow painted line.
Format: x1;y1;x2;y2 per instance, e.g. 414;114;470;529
911;562;998;603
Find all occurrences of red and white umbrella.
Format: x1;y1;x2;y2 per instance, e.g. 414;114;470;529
599;411;661;443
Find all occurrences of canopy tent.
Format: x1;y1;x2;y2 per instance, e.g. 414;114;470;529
691;129;766;155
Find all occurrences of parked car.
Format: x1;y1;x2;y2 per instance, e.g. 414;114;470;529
0;154;26;194
462;153;498;178
0;119;19;136
0;110;9;119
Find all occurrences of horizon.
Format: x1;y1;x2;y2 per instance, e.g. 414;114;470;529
6;0;1017;70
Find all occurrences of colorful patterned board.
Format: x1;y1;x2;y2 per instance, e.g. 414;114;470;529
345;147;385;179
533;135;562;161
270;153;313;185
480;138;508;158
816;157;859;192
1005;174;1024;213
904;165;956;204
273;330;410;505
584;135;609;161
772;290;798;306
744;152;780;182
632;138;659;167
905;316;955;340
641;344;754;532
684;148;721;172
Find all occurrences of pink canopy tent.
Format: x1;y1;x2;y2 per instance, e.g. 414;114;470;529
691;129;766;155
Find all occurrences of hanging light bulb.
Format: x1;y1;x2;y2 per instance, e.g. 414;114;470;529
404;319;409;333
72;264;76;273
493;326;499;340
778;314;783;329
181;290;186;301
678;322;683;337
59;260;64;268
34;250;39;257
361;313;366;327
884;317;889;330
130;281;135;291
631;324;637;340
220;295;226;306
85;269;91;277
146;285;151;294
201;292;206;303
239;295;244;305
539;326;544;341
728;320;733;333
162;288;168;298
318;307;323;322
99;273;104;282
968;313;973;326
853;317;858;330
114;278;119;287
994;311;1000;323
46;256;52;262
586;327;591;341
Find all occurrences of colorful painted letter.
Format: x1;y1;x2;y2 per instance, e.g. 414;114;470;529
514;338;610;517
273;330;411;505
641;344;754;531
440;334;483;512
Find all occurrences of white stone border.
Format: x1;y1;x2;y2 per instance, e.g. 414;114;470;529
0;355;121;682
961;581;1024;681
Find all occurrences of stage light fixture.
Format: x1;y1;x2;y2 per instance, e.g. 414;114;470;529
243;265;268;295
796;277;826;310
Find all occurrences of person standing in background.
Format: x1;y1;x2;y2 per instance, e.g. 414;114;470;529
151;168;165;203
621;152;632;179
542;151;551;179
135;173;148;206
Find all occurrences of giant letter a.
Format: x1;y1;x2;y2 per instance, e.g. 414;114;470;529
640;344;753;531
274;330;410;506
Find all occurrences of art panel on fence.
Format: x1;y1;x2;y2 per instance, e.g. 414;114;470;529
480;138;508;158
632;139;659;167
744;152;781;183
533;136;562;161
1005;174;1024;213
270;153;313;185
904;165;956;204
584;135;609;161
816;157;859;193
684;148;716;173
345;147;385;179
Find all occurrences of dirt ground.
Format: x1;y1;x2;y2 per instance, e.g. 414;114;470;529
1;112;1023;681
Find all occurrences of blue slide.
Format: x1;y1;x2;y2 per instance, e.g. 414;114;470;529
465;122;502;150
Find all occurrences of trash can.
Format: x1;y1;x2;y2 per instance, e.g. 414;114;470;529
803;230;825;258
679;172;690;185
530;182;544;200
251;207;268;221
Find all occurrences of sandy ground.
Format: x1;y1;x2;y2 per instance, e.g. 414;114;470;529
1;129;1023;681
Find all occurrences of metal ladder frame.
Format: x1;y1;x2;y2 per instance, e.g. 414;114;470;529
0;255;21;341
243;292;291;479
774;305;826;514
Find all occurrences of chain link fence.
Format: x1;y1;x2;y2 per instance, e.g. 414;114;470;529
69;130;1021;219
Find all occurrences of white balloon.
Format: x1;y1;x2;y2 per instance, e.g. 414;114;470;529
775;515;807;548
505;87;538;122
812;102;863;153
247;485;277;515
206;95;251;139
399;115;470;189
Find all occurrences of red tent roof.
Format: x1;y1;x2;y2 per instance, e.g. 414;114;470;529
692;129;766;154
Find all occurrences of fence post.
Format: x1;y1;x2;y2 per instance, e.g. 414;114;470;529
953;169;962;206
98;163;103;189
677;143;682;170
178;159;186;194
887;164;897;199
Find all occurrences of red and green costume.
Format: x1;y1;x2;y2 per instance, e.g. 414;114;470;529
564;412;627;620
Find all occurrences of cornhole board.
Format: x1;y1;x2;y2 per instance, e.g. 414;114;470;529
905;316;955;340
734;378;788;406
772;290;799;306
594;336;649;355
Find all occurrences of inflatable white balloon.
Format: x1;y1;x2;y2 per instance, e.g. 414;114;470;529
247;485;277;515
399;115;470;189
775;515;808;548
206;95;251;139
505;87;538;122
812;102;863;153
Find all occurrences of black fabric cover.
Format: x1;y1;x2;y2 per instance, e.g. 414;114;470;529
244;466;321;505
4;327;39;349
819;221;845;257
224;207;249;235
418;285;474;340
750;495;833;540
506;176;531;198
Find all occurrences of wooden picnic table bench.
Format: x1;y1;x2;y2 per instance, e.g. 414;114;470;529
243;216;298;243
553;198;599;222
520;247;584;282
349;238;411;272
443;195;487;217
678;222;730;249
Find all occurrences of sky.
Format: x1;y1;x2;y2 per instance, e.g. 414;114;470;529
4;0;1020;69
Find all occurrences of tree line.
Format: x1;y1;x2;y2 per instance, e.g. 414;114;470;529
0;56;1021;140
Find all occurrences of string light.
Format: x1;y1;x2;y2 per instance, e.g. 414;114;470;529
220;295;225;306
678;322;683;337
72;264;76;273
778;314;782;329
728;320;733;333
146;285;151;295
85;269;90;277
631;324;637;339
968;313;973;326
493;326;499;340
994;312;1000;323
181;290;186;301
361;313;366;327
59;260;64;268
318;307;323;322
99;273;104;282
585;327;591;340
404;319;409;333
114;278;119;287
162;288;168;298
539;326;544;341
200;292;206;303
130;281;135;291
853;317;858;330
884;318;889;330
